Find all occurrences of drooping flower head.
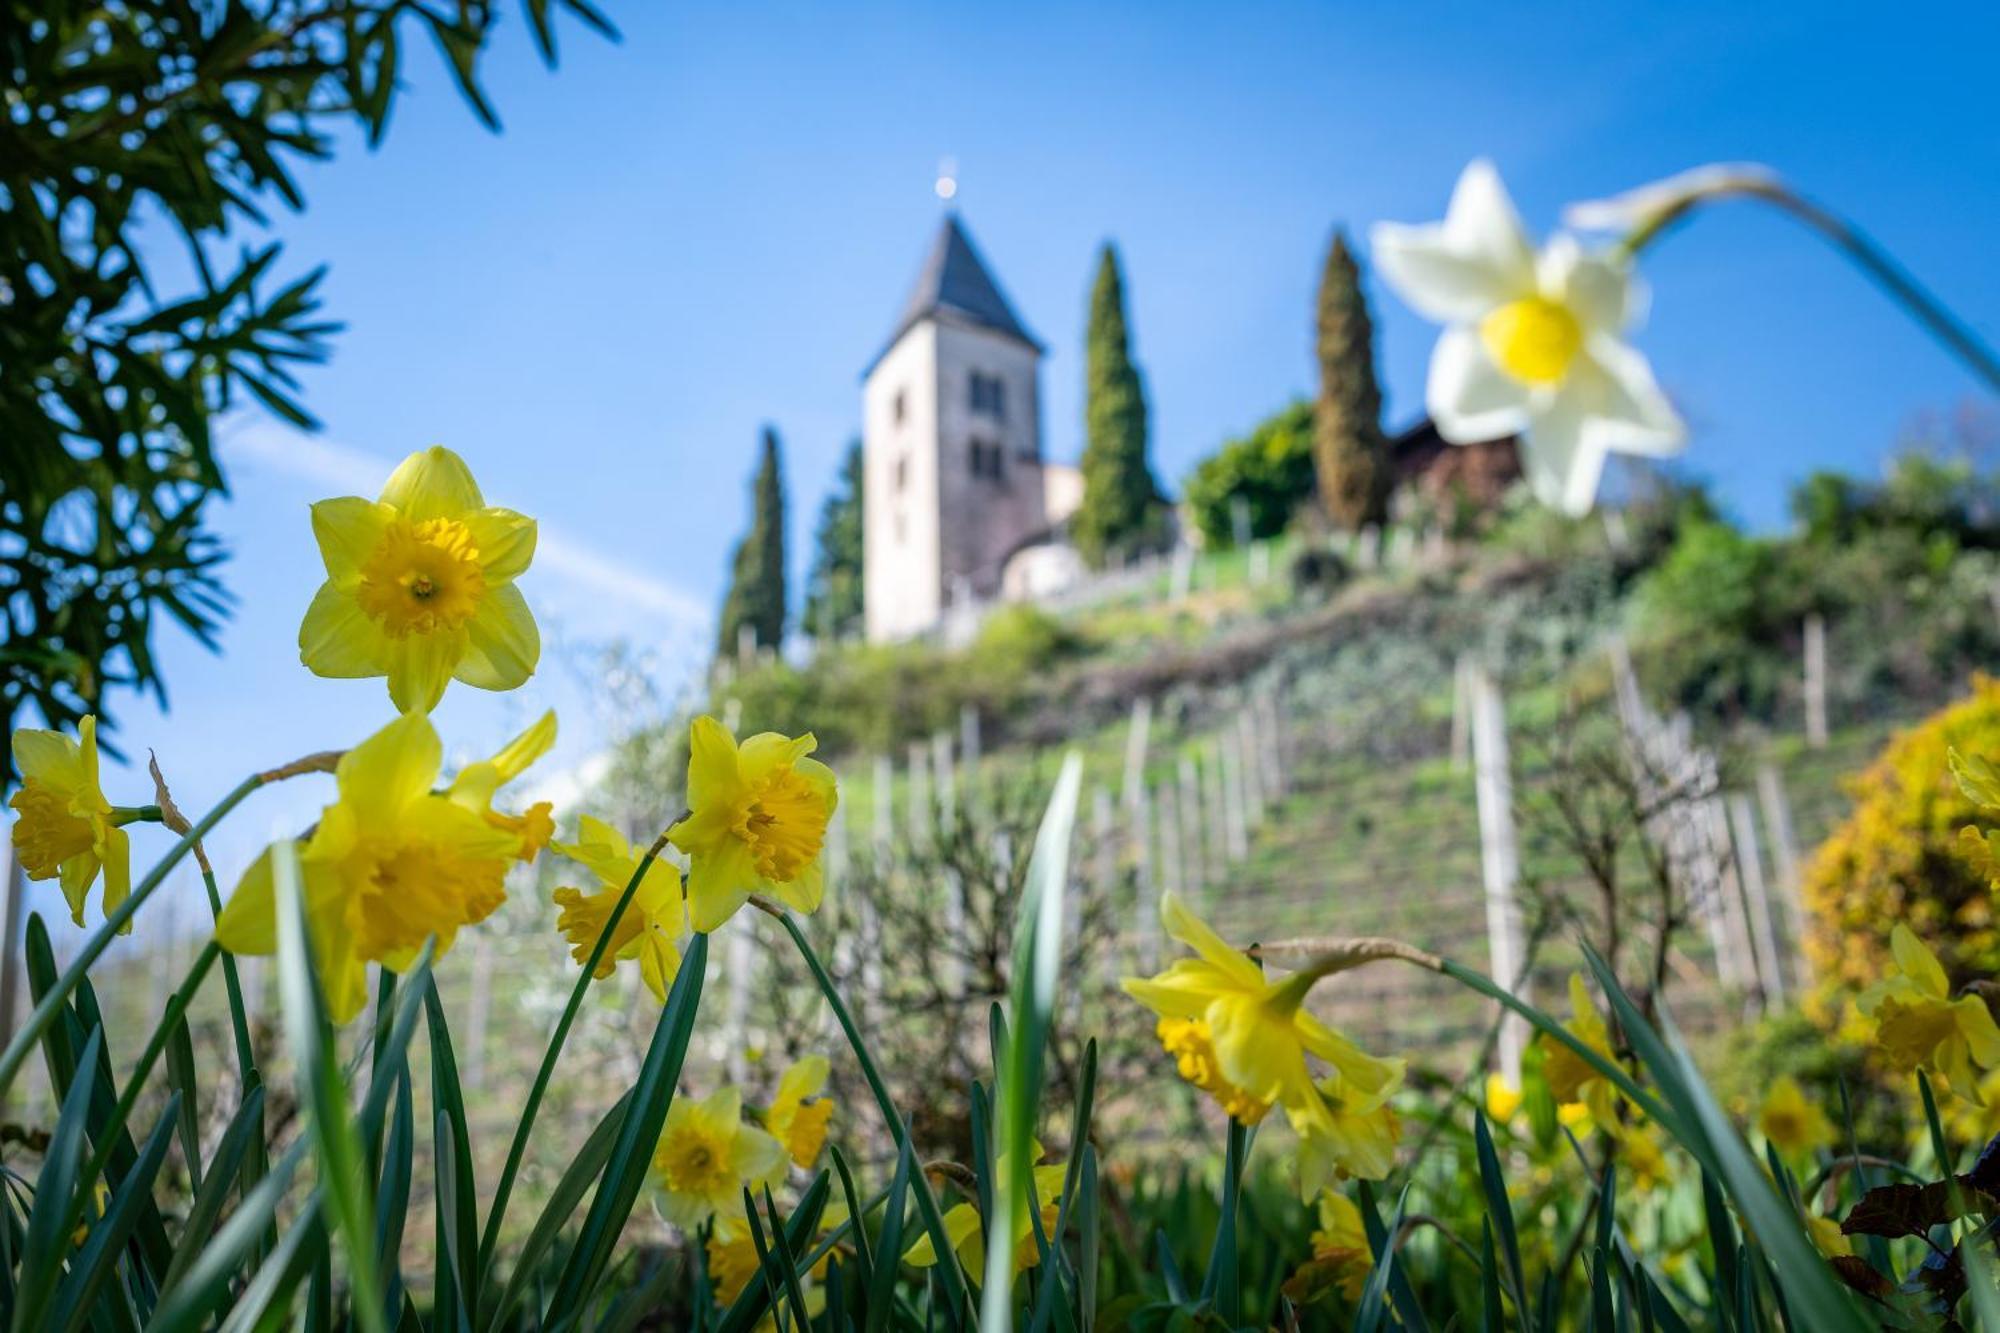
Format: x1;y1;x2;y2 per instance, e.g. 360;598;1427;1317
1121;894;1404;1195
1371;159;1684;516
8;716;133;930
905;1148;1066;1285
215;712;522;1023
299;445;539;713
448;710;559;862
1541;972;1624;1135
552;814;686;1002
1758;1074;1834;1159
765;1054;834;1169
652;1085;787;1229
667;717;838;932
1284;1190;1374;1305
1861;923;2000;1101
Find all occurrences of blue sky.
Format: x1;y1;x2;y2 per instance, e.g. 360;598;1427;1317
45;0;2000;920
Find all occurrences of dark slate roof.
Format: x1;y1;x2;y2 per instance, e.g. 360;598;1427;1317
866;212;1043;373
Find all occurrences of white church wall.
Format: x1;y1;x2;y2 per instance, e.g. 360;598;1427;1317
863;323;943;641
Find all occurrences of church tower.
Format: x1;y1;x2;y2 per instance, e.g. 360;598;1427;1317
863;213;1047;641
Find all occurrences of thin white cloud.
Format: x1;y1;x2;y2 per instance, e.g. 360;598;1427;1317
223;420;711;628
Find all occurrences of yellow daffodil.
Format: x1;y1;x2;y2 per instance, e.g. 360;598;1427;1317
1542;973;1623;1134
705;1217;765;1305
653;1085;787;1230
1484;1073;1523;1125
765;1055;834;1169
1619;1123;1673;1194
1295;1077;1401;1200
1121;894;1404;1193
1758;1075;1834;1158
905;1152;1066;1285
448;710;558;862
8;716;135;930
666;717;838;932
216;711;520;1024
1861;923;2000;1101
707;1204;847;1327
1372;160;1683;516
298;445;539;713
1289;1189;1374;1304
552;814;686;1002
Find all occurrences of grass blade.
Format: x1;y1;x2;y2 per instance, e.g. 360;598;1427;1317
50;1098;180;1333
12;1027;104;1333
862;1135;916;1333
271;837;389;1333
984;754;1083;1321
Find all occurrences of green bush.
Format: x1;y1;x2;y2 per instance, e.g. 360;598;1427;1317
1182;401;1316;547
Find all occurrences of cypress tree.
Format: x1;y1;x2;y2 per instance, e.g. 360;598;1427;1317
803;437;865;641
716;426;788;658
1313;228;1392;529
1074;243;1164;566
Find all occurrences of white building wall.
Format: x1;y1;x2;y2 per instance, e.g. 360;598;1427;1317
863;324;942;641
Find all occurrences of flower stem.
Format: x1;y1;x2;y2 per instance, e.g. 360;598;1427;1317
774;909;974;1332
473;830;672;1286
0;771;264;1096
1623;178;2000;393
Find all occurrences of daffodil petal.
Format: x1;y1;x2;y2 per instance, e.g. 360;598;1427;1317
379;445;484;521
309;497;393;585
13;728;84;788
1426;325;1533;444
299;583;393;678
686;716;744;811
336;710;443;827
1160;894;1266;991
461;507;537;582
457;583;539;692
1371;159;1537;323
687;838;756;933
1892;924;1951;1000
1576;338;1684;455
384;627;465;713
216;846;280;955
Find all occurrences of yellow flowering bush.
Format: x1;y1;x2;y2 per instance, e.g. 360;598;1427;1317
1802;676;2000;1013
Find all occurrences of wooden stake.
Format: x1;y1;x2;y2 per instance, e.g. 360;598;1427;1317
1728;793;1787;1006
1804;613;1829;748
1468;663;1529;1084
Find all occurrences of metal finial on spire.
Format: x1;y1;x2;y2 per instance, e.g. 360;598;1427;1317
935;156;958;202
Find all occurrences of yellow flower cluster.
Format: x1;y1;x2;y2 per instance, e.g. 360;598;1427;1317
1121;894;1403;1197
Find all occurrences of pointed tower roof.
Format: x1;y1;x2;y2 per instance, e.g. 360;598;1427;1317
867;213;1042;373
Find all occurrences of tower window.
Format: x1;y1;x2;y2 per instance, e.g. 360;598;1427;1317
894;455;908;492
894;390;906;425
969;439;1005;482
969;373;1006;421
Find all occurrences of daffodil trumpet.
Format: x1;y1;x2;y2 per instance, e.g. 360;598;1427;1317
1568;165;2000;394
0;751;338;1100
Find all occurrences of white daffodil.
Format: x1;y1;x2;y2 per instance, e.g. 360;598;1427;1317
1371;159;1685;515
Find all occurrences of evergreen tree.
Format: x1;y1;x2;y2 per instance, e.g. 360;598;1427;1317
1074;243;1165;566
717;427;789;658
804;438;866;640
1313;228;1392;529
